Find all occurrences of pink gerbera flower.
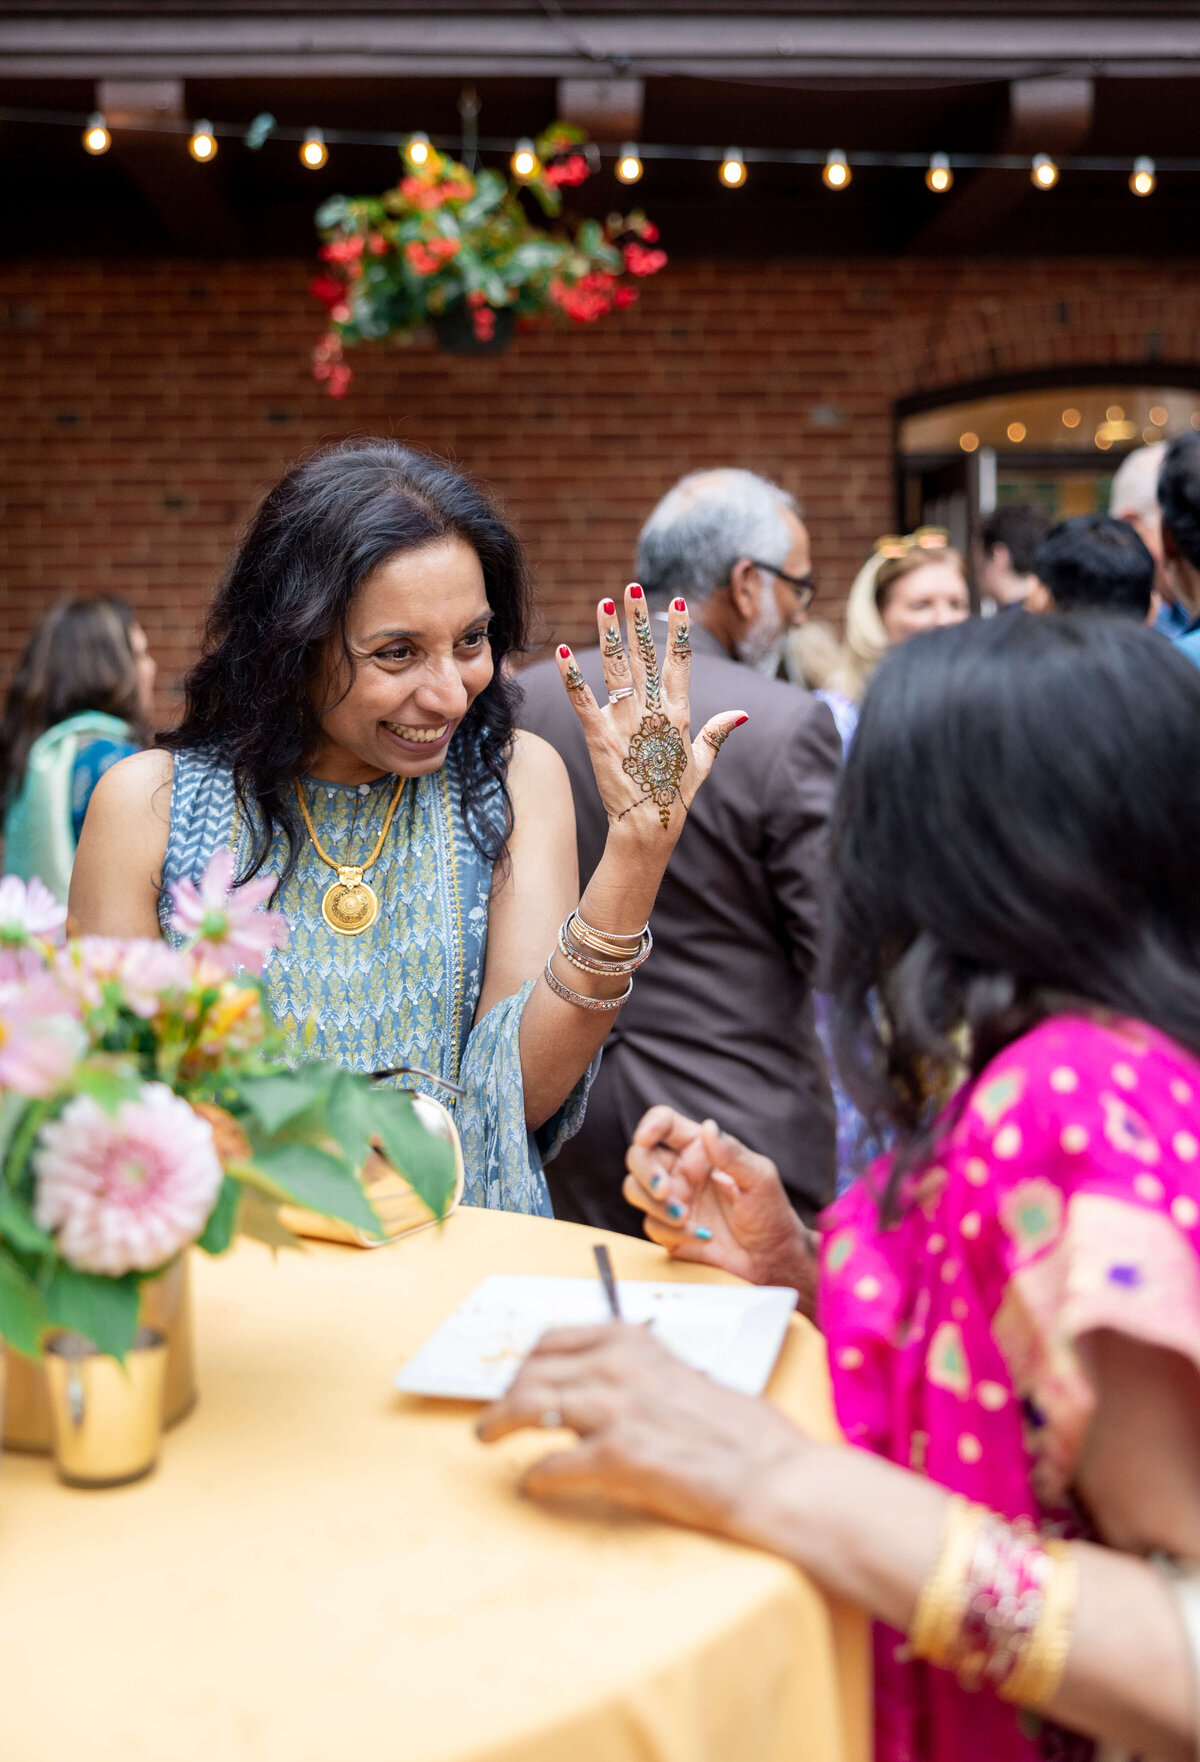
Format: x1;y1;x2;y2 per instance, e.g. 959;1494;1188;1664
34;1084;224;1276
168;850;289;978
0;975;82;1096
0;874;68;980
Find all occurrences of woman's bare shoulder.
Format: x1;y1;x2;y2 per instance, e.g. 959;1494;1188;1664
506;727;571;800
89;745;174;821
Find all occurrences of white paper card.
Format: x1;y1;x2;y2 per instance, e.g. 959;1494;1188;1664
395;1273;799;1401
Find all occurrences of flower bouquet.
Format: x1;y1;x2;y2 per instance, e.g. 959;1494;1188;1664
0;859;458;1363
309;122;667;395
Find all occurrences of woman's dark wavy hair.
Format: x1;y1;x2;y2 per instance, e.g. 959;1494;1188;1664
162;439;531;886
828;612;1200;1218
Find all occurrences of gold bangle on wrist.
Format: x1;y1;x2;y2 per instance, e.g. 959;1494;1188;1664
557;926;646;977
908;1496;982;1671
571;908;647;949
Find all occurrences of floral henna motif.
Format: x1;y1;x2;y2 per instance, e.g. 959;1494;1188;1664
565;659;588;693
702;722;733;754
671;621;691;659
633;606;662;710
618;712;689;830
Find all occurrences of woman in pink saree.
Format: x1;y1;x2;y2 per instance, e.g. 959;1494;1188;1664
481;613;1200;1762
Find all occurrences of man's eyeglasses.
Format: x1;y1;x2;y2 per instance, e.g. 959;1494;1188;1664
748;559;817;613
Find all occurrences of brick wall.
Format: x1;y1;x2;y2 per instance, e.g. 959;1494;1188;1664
2;255;1199;721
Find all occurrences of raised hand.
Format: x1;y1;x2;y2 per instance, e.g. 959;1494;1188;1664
623;1107;816;1304
555;584;747;841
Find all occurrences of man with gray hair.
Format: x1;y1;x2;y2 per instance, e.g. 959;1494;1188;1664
518;468;841;1234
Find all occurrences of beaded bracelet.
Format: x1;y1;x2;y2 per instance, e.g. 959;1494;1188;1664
543;956;633;1012
559;918;653;975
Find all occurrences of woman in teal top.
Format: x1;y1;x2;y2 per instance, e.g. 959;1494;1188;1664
1;596;155;903
70;442;748;1215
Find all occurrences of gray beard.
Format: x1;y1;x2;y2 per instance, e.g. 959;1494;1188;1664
735;593;785;668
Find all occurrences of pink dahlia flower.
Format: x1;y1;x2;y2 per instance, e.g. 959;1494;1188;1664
0;975;83;1096
168;850;289;979
57;936;193;1020
34;1085;224;1276
0;874;67;980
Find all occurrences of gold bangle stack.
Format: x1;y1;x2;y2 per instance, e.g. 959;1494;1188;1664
544;910;650;1013
558;911;653;978
908;1496;1077;1712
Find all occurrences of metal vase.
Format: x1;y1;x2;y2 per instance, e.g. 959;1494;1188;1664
44;1326;168;1488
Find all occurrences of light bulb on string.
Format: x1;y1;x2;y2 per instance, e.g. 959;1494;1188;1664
511;138;539;181
823;149;851;190
925;153;953;193
616;143;643;184
1031;153;1058;190
82;112;110;155
719;148;746;187
300;129;328;170
1130;156;1156;196
406;132;431;167
189;120;218;162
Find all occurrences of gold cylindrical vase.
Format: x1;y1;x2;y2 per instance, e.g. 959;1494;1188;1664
45;1326;168;1488
2;1253;196;1454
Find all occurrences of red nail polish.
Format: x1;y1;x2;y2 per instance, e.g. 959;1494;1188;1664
602;599;615;616
629;584;644;600
558;645;571;659
673;598;686;612
735;714;749;726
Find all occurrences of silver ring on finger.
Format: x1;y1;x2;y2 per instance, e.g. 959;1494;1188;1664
539;1408;564;1429
608;686;636;705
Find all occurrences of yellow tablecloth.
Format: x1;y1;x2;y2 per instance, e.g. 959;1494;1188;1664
0;1208;870;1762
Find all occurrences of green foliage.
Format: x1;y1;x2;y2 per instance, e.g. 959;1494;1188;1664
45;1266;141;1361
196;1176;241;1256
251;1142;381;1238
366;1087;458;1220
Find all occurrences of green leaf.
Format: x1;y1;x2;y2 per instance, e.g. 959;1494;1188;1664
325;1071;373;1171
252;1143;381;1237
315;194;351;230
507;240;565;275
45;1266;140;1361
0;1253;48;1357
0;1191;55;1255
237;1065;338;1136
196;1176;240;1256
0;1091;29;1168
456;170;506;227
72;1059;144;1117
366;1088;457;1220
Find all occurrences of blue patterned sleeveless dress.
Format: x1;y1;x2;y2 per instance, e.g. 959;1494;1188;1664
159;735;590;1214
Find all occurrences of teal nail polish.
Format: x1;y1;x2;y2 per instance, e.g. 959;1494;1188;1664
694;1226;713;1242
649;1175;665;1196
667;1201;685;1221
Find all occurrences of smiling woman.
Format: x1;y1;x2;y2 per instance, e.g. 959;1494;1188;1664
68;441;745;1213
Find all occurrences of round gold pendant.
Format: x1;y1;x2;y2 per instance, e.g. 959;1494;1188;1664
321;877;379;936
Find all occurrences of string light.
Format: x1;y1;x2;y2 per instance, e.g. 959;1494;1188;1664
1150;404;1169;425
510;137;539;180
719;148;746;187
82;112;110;155
959;432;980;453
616;143;643;184
188;120;217;162
405;132;431;167
925;153;953;193
301;128;328;170
823;149;851;190
1031;153;1058;189
1062;407;1082;428
1130;156;1156;196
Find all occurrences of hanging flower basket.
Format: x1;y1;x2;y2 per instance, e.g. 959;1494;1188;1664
309;123;667;396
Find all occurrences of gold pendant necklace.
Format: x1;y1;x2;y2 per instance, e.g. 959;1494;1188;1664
294;774;406;937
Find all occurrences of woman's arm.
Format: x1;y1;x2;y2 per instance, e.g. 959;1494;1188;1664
480;1325;1200;1762
68;747;173;938
477;586;746;1130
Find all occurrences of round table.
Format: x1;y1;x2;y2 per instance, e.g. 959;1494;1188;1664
0;1208;869;1762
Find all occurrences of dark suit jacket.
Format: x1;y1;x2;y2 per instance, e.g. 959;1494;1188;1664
517;623;842;1231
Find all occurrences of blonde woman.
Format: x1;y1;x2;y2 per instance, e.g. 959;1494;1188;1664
831;527;971;706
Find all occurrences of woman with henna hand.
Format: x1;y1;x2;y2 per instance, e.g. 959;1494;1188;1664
481;613;1200;1759
69;441;746;1212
